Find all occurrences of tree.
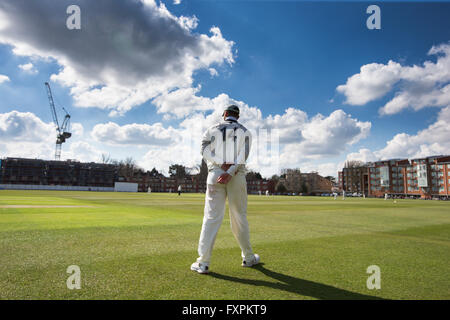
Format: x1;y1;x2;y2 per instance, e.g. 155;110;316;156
101;153;112;164
196;160;208;182
344;160;365;168
169;164;188;179
275;181;287;193
300;181;309;194
148;167;162;177
246;171;262;180
324;176;336;184
271;174;280;181
116;157;142;181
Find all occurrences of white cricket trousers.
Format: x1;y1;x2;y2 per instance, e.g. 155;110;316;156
196;173;254;265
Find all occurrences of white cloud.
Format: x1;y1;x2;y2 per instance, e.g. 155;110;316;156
0;110;55;159
344;106;450;166
380;83;450;115
337;60;403;105
208;68;218;77
344;148;378;163
0;110;54;142
0;0;376;178
71;122;84;137
295;162;341;178
18;62;38;74
152;86;216;118
152;87;370;157
64;141;104;163
294;110;371;156
91;122;179;146
173;0;182;5
0;105;370;178
0;0;234;116
0;111;105;162
337;43;450;115
115;92;371;177
0;74;10;83
375;106;450;159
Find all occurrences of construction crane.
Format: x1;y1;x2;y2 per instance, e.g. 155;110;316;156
45;82;71;160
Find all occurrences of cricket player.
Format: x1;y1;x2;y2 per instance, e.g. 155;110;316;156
191;105;260;274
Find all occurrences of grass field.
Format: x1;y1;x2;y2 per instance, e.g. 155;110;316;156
0;190;449;300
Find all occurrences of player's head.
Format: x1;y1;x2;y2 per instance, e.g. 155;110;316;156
223;105;240;120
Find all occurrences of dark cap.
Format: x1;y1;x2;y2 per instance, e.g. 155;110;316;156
223;105;240;115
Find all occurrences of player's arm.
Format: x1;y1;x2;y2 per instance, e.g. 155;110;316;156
201;128;220;166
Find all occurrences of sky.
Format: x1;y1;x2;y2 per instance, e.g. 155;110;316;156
0;0;450;178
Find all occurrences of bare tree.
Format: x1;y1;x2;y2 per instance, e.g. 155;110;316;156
344;160;365;168
101;153;112;164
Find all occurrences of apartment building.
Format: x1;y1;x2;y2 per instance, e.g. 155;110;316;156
339;155;450;199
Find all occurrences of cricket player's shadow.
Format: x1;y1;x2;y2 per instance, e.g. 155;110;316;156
209;263;383;300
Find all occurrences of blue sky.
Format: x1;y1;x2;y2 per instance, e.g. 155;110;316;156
1;0;450;177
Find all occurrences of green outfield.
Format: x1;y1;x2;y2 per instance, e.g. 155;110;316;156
0;190;449;300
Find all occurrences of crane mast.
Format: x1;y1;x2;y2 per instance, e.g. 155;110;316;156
45;82;72;160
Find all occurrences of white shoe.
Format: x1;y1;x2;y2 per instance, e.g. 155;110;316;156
190;262;209;274
242;254;260;267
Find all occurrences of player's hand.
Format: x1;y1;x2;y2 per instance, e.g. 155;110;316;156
221;163;232;171
217;173;232;184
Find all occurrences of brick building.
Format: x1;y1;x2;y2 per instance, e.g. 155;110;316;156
0;157;271;194
367;158;410;197
339;155;450;199
277;170;332;195
301;172;333;194
246;178;275;194
339;165;368;195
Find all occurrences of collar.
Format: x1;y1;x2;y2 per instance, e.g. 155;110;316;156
225;116;238;122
